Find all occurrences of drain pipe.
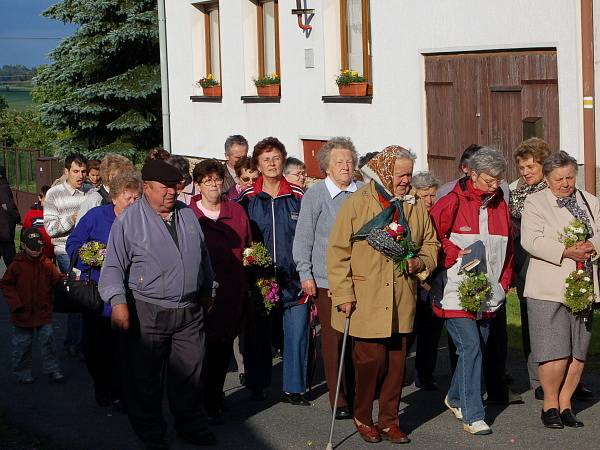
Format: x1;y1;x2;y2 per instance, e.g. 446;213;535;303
157;0;172;153
582;0;596;193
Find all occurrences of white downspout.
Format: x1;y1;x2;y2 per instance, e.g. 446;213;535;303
157;0;172;153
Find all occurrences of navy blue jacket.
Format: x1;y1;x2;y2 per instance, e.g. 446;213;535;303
66;204;116;284
239;176;303;306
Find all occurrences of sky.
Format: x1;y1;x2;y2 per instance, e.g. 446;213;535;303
0;0;76;68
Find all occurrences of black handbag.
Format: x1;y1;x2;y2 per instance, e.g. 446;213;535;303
53;252;104;314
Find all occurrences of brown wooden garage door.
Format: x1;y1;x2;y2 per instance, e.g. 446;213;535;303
424;50;559;183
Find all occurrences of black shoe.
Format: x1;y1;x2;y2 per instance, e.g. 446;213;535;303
560;408;584;427
487;389;524;405
250;387;267;401
335;406;351;420
415;379;438;391
534;386;544;401
94;389;110;407
178;430;217;446
144;440;169;450
541;408;564;429
239;373;246;386
207;411;223;426
281;392;311;406
574;384;593;401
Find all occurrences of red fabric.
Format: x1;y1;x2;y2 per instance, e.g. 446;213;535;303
240;175;304;200
431;303;495;320
1;254;63;327
189;196;253;341
22;207;54;259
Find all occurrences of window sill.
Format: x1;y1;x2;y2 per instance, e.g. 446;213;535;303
322;96;372;104
241;96;280;103
190;95;222;103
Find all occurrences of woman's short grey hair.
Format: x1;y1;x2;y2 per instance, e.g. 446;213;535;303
109;171;142;199
316;137;359;173
284;157;305;174
542;150;578;176
468;146;506;177
412;171;441;190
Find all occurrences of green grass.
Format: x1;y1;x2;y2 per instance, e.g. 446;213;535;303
0;86;32;111
506;291;600;356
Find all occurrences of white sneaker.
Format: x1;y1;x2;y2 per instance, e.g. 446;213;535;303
463;420;492;435
444;395;463;420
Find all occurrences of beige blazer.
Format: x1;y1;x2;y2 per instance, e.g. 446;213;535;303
327;182;440;338
520;188;600;303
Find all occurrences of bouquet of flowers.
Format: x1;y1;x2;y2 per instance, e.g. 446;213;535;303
366;221;419;274
457;271;492;313
564;270;595;314
78;241;107;267
243;242;280;315
558;219;595;314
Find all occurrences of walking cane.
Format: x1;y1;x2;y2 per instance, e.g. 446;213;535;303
325;315;350;450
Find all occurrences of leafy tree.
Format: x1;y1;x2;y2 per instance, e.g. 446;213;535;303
0;95;8;113
32;0;161;160
0;107;60;153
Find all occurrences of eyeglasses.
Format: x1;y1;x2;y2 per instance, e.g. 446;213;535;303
478;173;503;187
202;177;224;186
288;171;306;178
240;176;259;183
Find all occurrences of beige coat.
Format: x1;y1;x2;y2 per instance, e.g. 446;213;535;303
521;188;600;303
327;182;440;338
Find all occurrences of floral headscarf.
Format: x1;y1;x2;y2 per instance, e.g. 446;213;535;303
361;145;414;195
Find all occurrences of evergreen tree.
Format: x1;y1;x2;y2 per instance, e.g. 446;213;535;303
33;0;161;159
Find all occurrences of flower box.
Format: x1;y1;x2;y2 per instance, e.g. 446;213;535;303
338;82;368;97
202;85;222;97
256;84;280;97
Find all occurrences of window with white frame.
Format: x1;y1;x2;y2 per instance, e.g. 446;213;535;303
340;0;371;84
257;0;280;77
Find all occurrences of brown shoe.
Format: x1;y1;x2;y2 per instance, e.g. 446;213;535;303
353;418;381;443
378;424;410;444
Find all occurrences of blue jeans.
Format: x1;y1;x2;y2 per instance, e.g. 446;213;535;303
56;253;82;350
282;302;310;393
446;318;490;424
13;324;61;379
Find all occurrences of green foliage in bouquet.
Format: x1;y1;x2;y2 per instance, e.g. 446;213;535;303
458;272;491;313
564;269;595;314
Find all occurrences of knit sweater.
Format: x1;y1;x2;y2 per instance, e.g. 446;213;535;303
292;178;362;288
44;182;88;255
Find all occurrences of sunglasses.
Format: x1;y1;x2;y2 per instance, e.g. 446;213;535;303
240;176;259;183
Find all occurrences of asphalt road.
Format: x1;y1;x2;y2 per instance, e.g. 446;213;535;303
1;259;600;449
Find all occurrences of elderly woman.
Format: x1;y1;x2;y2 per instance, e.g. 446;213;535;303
429;147;513;435
226;156;259;201
292;136;362;419
509;138;552;392
284;157;307;188
66;171;142;409
188;159;251;424
521;151;599;429
76;154;135;223
239;137;308;405
328;146;439;444
407;171;448;390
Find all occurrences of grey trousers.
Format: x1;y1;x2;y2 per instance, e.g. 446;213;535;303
122;300;207;444
12;324;60;379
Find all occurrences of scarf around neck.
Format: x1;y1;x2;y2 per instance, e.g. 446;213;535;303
509;179;547;219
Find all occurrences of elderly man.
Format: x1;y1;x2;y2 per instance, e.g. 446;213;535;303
328;146;439;444
99;159;216;449
292;137;361;419
222;135;249;193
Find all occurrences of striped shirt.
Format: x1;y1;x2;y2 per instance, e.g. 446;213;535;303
44;181;88;255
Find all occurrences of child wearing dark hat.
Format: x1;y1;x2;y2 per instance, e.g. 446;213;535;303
1;227;65;384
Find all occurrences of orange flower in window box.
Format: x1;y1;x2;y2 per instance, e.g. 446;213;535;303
197;74;221;97
254;73;281;97
336;70;368;96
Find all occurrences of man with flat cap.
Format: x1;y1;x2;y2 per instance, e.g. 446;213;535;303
99;159;217;449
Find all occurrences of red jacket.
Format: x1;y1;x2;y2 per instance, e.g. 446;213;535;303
429;179;513;319
22;204;54;259
1;253;63;327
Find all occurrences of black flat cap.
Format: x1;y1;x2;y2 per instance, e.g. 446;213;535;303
141;159;182;183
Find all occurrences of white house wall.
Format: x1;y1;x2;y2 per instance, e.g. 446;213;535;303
166;0;582;169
